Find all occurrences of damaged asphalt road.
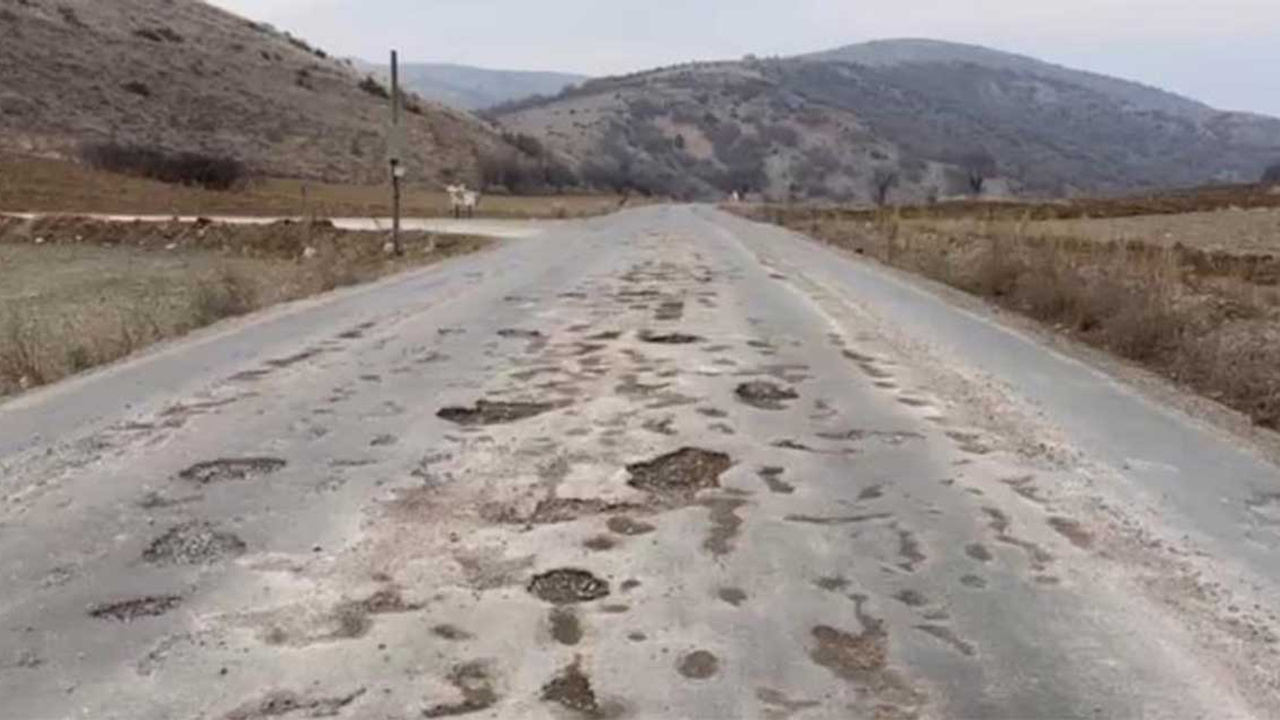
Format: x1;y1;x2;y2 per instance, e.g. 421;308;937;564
0;206;1278;719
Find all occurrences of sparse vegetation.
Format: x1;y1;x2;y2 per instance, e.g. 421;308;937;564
1264;162;1280;186
80;143;248;191
871;168;899;206
740;195;1280;429
0;216;489;397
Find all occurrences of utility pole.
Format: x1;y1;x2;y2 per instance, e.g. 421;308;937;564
389;49;405;256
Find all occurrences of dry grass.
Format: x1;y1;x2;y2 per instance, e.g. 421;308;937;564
0;154;627;219
0;215;489;396
739;204;1280;430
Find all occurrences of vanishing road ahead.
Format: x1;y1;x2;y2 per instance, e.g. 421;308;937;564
2;206;1278;719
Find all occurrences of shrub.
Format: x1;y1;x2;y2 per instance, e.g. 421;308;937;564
358;76;390;99
1263;162;1280;186
959;150;998;196
81;143;248;191
192;267;258;323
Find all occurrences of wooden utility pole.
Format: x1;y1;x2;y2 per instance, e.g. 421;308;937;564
389;49;404;256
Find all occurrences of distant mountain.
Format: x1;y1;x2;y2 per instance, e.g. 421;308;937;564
362;62;588;111
0;0;510;184
493;39;1280;202
803;39;1216;120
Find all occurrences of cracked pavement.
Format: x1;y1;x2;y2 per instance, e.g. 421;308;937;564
1;206;1278;719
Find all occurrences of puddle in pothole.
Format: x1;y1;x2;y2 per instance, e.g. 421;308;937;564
437;400;560;426
735;381;799;410
528;569;611;605
89;595;183;621
142;522;246;565
626;448;732;498
178;458;287;485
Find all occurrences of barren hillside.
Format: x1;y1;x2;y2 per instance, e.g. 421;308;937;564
0;0;507;184
493;40;1280;202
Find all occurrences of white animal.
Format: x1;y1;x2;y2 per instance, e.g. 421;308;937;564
446;184;480;219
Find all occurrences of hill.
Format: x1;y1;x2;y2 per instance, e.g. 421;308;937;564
360;62;587;111
0;0;508;185
492;39;1280;202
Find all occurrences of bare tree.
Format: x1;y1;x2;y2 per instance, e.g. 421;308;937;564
1264;161;1280;186
960;150;998;196
870;167;899;207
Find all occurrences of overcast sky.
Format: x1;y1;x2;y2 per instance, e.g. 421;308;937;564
207;0;1280;116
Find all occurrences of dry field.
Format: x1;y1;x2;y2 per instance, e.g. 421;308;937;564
739;197;1280;429
0;215;489;396
0;155;627;219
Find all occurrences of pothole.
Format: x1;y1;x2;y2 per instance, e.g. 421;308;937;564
606;516;656;536
549;607;583;646
497;328;544;339
529;569;611;605
638;330;703;345
221;688;367;720
583;535;618;552
734;381;799;410
677;650;720;680
757;466;795;495
1047;517;1094;549
178;458;287;485
437;400;560;426
626;448;733;499
342;587;424;616
655;300;685;321
142;522;246;565
89;595;183;622
432;624;474;641
542;658;601;716
504;497;642;526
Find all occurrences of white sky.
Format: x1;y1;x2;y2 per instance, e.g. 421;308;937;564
206;0;1280;116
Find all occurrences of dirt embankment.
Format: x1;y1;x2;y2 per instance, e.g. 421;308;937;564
0;215;489;397
737;202;1280;430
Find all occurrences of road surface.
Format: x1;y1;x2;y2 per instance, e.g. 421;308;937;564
1;206;1278;719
